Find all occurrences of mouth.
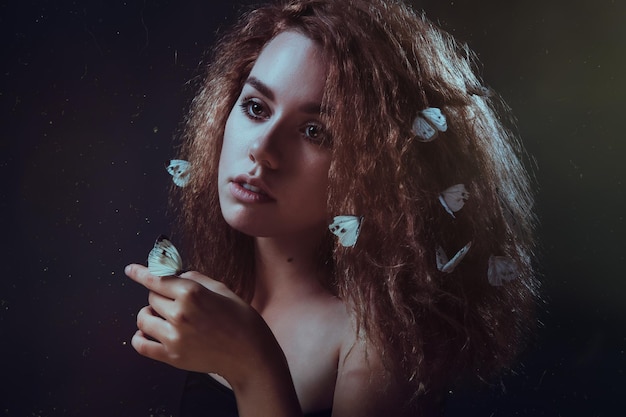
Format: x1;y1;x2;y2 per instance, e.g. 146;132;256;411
240;182;266;195
229;176;275;203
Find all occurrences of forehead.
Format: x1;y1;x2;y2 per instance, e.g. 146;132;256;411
255;30;324;65
247;31;328;100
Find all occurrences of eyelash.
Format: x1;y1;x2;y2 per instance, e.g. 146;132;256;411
300;123;327;145
239;98;268;120
238;97;329;145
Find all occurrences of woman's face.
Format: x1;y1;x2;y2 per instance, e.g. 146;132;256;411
218;31;331;240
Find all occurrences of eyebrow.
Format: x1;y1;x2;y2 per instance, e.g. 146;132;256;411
246;77;274;101
245;76;323;115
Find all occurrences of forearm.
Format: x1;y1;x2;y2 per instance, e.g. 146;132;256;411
230;319;302;417
232;360;302;417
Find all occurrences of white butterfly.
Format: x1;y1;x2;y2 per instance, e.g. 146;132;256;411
329;215;363;247
436;242;471;273
411;107;448;142
167;159;191;187
439;184;469;218
147;235;183;276
487;256;518;286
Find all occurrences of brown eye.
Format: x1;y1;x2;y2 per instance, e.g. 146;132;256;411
239;99;268;120
249;102;263;116
305;125;320;139
302;123;328;145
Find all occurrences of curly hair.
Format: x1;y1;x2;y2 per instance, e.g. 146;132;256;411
173;0;539;397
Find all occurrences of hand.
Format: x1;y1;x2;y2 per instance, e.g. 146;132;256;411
124;264;264;382
125;264;303;416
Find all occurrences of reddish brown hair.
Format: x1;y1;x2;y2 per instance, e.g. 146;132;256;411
174;0;539;399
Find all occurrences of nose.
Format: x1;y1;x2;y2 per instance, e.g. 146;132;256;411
248;124;281;169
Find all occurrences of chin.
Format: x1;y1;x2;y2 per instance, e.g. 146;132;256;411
220;208;269;237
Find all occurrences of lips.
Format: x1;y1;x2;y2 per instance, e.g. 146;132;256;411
241;182;265;194
230;175;275;203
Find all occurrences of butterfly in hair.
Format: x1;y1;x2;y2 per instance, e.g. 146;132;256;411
167;159;191;187
436;242;471;273
329;215;363;247
439;184;469;218
412;107;448;142
487;255;519;286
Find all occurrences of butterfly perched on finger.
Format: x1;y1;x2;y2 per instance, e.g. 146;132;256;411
147;235;183;276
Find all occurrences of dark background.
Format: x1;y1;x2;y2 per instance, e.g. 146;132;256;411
1;0;624;416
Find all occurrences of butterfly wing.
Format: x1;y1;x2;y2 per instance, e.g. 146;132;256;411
421;107;448;132
167;159;191;187
436;242;471;273
148;235;183;276
487;256;518;286
440;184;469;216
435;246;449;271
412;115;437;142
329;216;363;247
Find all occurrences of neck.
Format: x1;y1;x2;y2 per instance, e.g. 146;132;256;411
251;226;328;313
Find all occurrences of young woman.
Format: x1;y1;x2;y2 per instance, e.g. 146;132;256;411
125;0;539;415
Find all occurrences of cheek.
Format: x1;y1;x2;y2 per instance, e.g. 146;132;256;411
218;113;240;171
305;159;331;199
217;137;228;178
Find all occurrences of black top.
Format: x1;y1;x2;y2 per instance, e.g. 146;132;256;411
180;372;332;417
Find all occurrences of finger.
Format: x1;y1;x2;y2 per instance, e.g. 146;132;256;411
125;263;188;300
180;270;234;298
148;290;177;322
131;330;169;362
136;305;170;342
